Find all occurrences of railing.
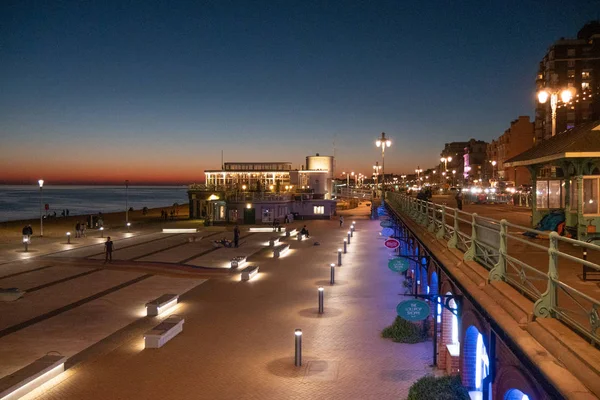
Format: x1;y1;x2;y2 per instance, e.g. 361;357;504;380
338;187;372;199
386;192;600;346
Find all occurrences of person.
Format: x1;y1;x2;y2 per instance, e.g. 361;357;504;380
66;209;70;217
300;225;310;238
75;222;81;238
455;190;463;211
81;222;87;238
104;237;114;263
22;225;32;240
233;225;240;248
339;215;344;228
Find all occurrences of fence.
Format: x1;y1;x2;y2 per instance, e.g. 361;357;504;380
386;192;600;346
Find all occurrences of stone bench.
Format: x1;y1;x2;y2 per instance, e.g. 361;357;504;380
273;243;290;258
241;265;259;281
249;226;286;233
285;228;298;237
268;237;280;247
144;316;185;349
297;233;307;241
146;294;179;317
0;354;67;400
162;228;198;233
230;256;247;269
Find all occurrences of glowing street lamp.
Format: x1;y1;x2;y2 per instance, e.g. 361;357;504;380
440;156;452;172
125;180;129;226
537;88;575;137
490;160;497;180
38;179;44;237
375;132;392;192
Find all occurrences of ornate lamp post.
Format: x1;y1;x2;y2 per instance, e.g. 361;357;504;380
375;132;392;192
537;88;574;137
38;179;44;237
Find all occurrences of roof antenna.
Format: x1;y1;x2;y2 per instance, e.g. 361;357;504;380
221;150;224;169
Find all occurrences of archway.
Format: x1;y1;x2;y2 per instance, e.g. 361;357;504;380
439;291;460;373
504;389;530;400
463;325;489;393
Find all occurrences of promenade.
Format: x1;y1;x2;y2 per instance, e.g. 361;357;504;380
0;207;434;400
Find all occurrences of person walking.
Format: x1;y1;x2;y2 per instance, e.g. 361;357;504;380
339;215;344;228
455;190;463;211
81;222;87;238
233;225;240;248
75;222;81;238
104;237;114;263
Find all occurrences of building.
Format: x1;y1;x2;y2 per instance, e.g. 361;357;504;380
188;154;336;224
487;116;535;185
535;21;600;142
463;139;488;183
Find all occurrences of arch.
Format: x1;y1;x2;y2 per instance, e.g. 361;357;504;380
495;366;542;400
438;290;460;371
504;389;530;400
462;325;489;392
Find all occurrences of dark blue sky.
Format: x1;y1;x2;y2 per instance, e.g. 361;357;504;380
1;0;598;183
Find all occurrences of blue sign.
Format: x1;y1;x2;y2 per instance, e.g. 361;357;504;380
396;300;430;321
388;258;410;273
381;227;394;237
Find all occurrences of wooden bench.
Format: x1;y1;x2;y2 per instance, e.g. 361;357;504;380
162;228;198;233
273;243;290;258
0;354;66;400
268;237;280;247
146;294;179;317
241;265;259;281
285;228;298;237
230;256;247;269
144;316;185;349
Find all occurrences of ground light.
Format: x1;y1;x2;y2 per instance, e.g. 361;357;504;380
23;237;29;252
318;287;324;314
66;232;71;244
294;329;302;366
343;239;347;253
330;263;335;285
100;227;104;238
337;249;342;266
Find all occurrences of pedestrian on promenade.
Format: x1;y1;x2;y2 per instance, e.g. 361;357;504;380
81;223;87;238
301;225;310;238
66;209;70;217
22;225;32;240
455;190;463;211
233;225;240;248
104;237;114;263
75;222;81;238
339;215;344;228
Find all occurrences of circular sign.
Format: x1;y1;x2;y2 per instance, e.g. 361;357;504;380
388;258;410;273
380;220;393;227
381;227;394;237
384;238;400;249
396;299;430;321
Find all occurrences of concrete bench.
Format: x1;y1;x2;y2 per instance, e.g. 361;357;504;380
268;237;281;247
146;294;179;317
297;233;307;241
230;256;247;269
144;316;184;349
241;265;259;281
0;354;67;400
273;243;290;258
286;228;298;237
162;228;198;233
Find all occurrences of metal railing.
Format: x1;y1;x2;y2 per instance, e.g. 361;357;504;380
386;192;600;346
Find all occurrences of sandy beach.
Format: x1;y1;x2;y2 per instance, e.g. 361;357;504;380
0;204;191;243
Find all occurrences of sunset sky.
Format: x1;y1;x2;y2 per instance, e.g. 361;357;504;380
1;1;597;185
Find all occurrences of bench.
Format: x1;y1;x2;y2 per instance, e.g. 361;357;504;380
231;256;247;269
240;265;259;281
162;228;198;233
286;228;298;237
146;294;179;317
273;243;290;258
144;316;185;349
297;233;307;241
249;226;287;233
268;237;280;247
0;354;67;400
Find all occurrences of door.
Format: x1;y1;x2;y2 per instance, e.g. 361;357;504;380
244;208;255;224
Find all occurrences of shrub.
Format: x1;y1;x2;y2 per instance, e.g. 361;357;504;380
407;375;469;400
381;316;428;343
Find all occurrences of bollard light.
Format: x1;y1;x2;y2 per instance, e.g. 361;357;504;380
347;231;351;244
100;227;104;238
343;239;347;254
318;287;324;314
127;222;131;231
23;237;29;252
66;232;71;244
350;227;354;237
330;263;335;285
294;329;302;366
337;248;342;266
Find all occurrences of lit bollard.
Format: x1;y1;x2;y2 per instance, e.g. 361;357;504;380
318;287;324;314
350;227;354;237
127;222;131;231
67;232;71;244
337;248;342;266
347;231;351;244
294;329;302;366
100;227;104;238
330;263;335;285
343;239;347;254
23;237;29;252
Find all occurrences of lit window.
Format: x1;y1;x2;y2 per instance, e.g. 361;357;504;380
313;206;324;214
567;70;575;79
582;82;590;90
583;178;599;215
582;71;590;79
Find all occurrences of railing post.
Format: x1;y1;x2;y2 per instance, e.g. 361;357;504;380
436;206;446;239
448;208;459;249
421;201;430;227
489;219;507;282
534;232;558;318
464;213;478;261
428;203;436;232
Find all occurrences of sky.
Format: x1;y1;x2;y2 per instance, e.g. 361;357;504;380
1;0;598;185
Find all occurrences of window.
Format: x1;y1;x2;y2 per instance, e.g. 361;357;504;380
549;181;561;208
583;178;599;214
567;48;576;56
313;205;324;214
568;60;576;67
536;181;548;209
571;180;578;211
582;71;590;79
582;82;590;90
568;70;575;79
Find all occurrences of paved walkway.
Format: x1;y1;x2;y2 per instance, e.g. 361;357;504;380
12;217;433;400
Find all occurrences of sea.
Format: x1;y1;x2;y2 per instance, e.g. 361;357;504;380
0;185;189;223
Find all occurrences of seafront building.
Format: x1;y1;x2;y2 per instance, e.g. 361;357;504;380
188;154;336;224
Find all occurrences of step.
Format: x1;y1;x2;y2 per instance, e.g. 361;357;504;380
483;281;533;325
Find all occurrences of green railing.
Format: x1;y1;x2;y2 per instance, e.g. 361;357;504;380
386;192;600;346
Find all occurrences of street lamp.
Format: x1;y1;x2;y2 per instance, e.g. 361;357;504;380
452;170;456;186
375;132;392;192
490;160;497;181
537;88;575;137
125;180;129;226
440;156;452;172
415;168;423;186
38;179;44;237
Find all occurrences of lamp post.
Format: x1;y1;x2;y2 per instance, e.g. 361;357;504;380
125;180;129;226
490;160;497;181
375;132;392;192
38;179;44;237
452;170;456;186
440;156;452;172
415;168;423;187
537;88;574;137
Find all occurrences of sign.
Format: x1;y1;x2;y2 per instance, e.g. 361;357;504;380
384;238;400;249
44;204;49;211
388;258;410;273
380;220;393;227
396;299;430;321
381;227;394;237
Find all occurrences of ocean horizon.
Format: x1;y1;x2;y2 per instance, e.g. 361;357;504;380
0;185;189;223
